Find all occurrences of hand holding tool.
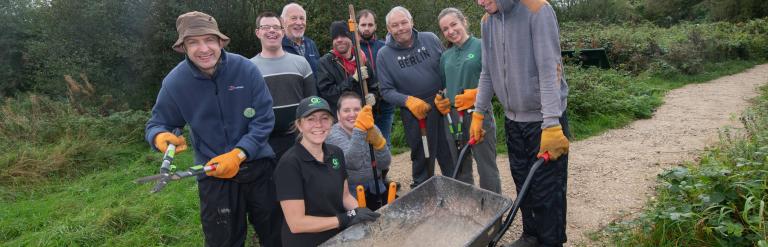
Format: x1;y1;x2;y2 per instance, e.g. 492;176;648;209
405;96;430;120
205;148;246;179
469;112;486;143
454;88;478;111
434;94;451;115
352;66;369;82
365;93;376;106
150;128;183;193
354;105;375;131
366;128;387;150
538;125;569;160
153;130;187;154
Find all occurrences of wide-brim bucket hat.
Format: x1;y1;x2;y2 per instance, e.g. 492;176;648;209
172;11;230;53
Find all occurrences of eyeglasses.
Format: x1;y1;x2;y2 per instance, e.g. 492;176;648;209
258;25;283;30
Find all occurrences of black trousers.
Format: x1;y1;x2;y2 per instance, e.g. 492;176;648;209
504;114;570;246
197;158;283;247
400;95;455;188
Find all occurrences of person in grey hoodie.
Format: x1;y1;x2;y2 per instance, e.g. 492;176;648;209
376;6;454;189
326;92;391;209
472;0;571;246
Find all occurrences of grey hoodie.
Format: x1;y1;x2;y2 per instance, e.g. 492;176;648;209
475;0;569;128
376;30;444;105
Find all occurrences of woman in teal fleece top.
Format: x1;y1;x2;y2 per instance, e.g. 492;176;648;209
437;7;501;194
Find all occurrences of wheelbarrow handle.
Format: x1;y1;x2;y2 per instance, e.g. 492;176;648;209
451;138;477;179
489;153;550;247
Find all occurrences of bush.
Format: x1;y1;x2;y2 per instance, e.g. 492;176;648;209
0;94;148;187
561;19;768;75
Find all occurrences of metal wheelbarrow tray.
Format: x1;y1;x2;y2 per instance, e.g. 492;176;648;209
321;175;513;247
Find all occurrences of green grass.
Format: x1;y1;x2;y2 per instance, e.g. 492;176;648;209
0;145;205;246
600;85;768;246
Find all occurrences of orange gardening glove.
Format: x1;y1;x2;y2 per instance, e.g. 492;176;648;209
405;96;431;120
469;112;486;143
538;125;570;160
205;148;246;178
434;94;451;115
154;132;188;154
354;105;375;131
454;88;478;111
366;128;387;150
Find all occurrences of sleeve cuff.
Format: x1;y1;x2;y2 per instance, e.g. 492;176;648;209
542;118;560;129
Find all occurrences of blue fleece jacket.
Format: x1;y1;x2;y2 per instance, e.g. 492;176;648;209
282;36;320;77
146;51;275;165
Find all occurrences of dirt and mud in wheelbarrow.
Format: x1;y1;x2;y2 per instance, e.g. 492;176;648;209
321;138;551;247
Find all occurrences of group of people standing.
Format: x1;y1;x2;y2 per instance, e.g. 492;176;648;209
144;0;571;246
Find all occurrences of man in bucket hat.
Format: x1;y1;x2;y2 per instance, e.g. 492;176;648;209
146;11;282;246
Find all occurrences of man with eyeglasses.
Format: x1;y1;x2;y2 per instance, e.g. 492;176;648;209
280;3;320;79
251;12;317;160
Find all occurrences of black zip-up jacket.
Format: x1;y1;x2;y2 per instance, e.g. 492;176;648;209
316;52;379;113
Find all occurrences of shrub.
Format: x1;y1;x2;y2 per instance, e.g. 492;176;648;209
0;94;148;186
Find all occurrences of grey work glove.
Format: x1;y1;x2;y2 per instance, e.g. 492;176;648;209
365;93;376;106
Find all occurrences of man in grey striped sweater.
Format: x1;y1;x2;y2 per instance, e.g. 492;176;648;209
251;12;317;160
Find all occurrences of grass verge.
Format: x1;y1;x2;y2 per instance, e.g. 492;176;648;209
599;85;768;246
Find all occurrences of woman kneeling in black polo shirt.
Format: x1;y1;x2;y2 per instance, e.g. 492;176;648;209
274;96;381;246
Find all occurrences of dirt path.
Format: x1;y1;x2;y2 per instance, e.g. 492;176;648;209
385;64;768;246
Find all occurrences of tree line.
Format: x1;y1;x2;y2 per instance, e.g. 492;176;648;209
1;0;765;110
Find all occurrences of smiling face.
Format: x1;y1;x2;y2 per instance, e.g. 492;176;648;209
282;5;306;41
332;35;352;56
439;13;469;46
337;97;362;132
477;0;499;14
182;34;222;76
386;11;414;47
255;17;284;52
298;110;333;146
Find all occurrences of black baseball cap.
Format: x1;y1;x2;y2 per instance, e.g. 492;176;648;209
295;96;333;119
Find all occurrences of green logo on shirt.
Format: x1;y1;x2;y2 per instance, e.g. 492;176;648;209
331;158;340;169
243;107;256;118
467;53;476;60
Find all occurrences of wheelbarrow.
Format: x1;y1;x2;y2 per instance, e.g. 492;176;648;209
321;150;550;247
